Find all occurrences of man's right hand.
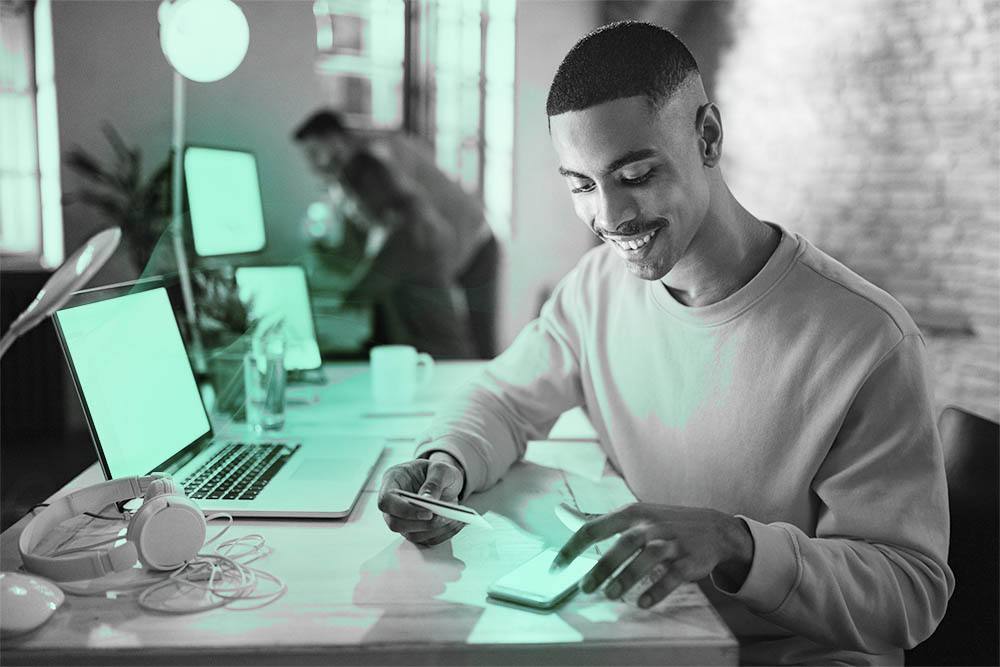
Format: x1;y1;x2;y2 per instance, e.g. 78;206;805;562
377;453;466;547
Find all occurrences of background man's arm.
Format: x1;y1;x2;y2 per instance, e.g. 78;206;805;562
340;152;456;301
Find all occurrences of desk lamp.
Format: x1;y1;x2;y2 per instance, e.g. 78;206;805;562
0;227;121;358
157;0;250;371
0;227;121;632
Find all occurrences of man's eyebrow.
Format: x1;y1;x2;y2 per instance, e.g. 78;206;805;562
557;148;660;179
558;166;588;179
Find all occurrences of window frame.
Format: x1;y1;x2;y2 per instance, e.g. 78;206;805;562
0;0;63;270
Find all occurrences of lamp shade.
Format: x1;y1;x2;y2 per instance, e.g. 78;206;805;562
0;227;122;358
158;0;249;83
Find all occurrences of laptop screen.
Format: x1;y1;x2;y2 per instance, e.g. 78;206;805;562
235;266;322;371
53;287;211;478
184;146;267;256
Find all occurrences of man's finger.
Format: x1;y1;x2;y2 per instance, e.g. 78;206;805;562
406;521;463;546
552;507;635;571
384;512;435;534
378;473;433;520
637;557;695;608
605;539;677;599
415;527;463;547
579;527;647;593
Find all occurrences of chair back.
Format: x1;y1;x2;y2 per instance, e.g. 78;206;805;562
907;406;999;666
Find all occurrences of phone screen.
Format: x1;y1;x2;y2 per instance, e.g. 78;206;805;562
487;548;599;609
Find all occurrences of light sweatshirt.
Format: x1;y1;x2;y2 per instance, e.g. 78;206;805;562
414;225;953;665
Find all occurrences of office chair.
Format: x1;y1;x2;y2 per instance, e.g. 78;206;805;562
458;235;500;359
906;405;999;666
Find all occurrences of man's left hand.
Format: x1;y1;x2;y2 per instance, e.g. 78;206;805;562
551;503;755;608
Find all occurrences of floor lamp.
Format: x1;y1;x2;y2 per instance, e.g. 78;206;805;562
157;0;249;372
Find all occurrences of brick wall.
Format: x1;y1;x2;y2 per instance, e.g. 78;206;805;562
716;0;1000;421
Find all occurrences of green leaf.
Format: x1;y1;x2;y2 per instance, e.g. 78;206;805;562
68;190;126;219
64;149;116;186
101;122;130;163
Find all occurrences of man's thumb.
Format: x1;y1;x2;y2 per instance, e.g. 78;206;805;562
418;464;445;499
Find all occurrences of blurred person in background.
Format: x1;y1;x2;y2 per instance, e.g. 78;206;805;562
294;110;498;360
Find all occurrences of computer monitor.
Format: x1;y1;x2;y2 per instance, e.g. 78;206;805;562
235;265;322;371
184;145;267;256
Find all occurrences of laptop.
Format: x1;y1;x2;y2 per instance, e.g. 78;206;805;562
234;265;322;372
52;283;383;518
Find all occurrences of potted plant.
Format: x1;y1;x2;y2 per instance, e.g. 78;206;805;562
63;123;176;275
193;267;258;417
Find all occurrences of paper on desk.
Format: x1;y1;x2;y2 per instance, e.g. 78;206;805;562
547;407;599;440
554;503;593;533
435;511;545;610
523;439;606;482
563;473;637;516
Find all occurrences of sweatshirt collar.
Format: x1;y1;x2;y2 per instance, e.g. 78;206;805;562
648;223;801;327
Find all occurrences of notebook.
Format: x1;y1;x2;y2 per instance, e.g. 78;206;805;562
52;284;382;518
234;265;322;372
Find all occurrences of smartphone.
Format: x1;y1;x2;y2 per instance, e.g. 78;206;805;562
486;548;599;610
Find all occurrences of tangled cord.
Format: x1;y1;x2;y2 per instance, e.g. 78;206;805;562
55;514;287;614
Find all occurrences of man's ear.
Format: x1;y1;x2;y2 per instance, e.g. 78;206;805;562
695;103;723;167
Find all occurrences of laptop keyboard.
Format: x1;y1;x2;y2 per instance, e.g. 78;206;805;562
182;442;300;501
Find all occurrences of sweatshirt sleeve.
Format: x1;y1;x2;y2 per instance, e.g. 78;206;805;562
715;333;954;653
414;267;587;500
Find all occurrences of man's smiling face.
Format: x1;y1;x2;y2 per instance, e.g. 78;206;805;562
550;94;712;281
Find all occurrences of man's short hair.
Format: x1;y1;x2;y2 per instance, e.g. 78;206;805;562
546;21;700;117
292;109;348;141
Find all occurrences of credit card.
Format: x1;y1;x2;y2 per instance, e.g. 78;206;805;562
391;489;493;530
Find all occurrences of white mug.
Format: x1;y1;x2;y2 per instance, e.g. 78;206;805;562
370;345;434;406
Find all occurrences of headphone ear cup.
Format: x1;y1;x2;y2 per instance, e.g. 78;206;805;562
128;494;206;571
144;477;180;500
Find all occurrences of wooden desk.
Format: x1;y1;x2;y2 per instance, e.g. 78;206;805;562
0;362;736;665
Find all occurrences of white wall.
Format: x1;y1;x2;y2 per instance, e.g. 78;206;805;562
53;0;326;283
500;0;598;348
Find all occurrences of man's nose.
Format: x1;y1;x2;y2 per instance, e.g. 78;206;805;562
593;188;638;234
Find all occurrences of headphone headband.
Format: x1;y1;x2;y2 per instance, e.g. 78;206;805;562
19;475;165;581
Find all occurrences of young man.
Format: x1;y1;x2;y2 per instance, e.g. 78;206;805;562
377;22;952;664
293;111;499;359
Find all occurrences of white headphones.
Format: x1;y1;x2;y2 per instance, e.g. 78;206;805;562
19;474;206;581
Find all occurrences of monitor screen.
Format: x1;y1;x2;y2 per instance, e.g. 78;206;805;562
184;146;267;256
235;265;322;371
54;287;211;478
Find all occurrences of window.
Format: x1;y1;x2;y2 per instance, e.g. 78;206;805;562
314;0;406;128
481;0;515;240
0;0;62;269
312;0;516;239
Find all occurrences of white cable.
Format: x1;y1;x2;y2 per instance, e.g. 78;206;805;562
54;514;286;613
203;512;235;545
138;530;286;613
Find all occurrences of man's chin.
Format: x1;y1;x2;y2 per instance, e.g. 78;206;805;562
623;259;668;282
